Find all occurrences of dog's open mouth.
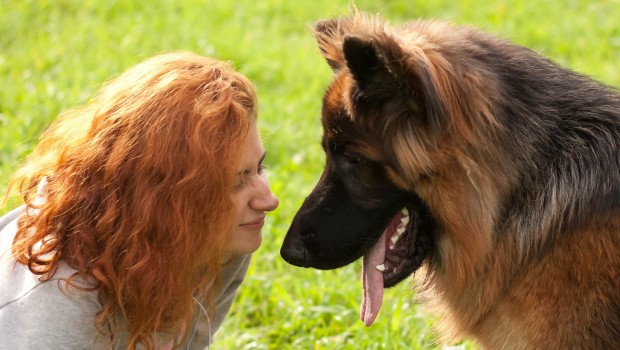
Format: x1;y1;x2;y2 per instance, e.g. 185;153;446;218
361;205;432;326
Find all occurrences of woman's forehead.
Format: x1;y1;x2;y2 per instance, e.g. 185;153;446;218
239;126;265;167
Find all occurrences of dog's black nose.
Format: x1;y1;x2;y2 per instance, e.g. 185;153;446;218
281;214;314;267
280;238;308;267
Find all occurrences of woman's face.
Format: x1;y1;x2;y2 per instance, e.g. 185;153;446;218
228;124;279;254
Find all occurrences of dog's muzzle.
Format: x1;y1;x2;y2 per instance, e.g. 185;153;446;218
280;233;308;267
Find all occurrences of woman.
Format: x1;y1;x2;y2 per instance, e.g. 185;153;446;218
0;52;279;349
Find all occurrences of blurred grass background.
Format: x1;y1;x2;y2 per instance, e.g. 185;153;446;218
1;0;619;349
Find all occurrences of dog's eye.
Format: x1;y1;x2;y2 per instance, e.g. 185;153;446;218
344;153;362;164
328;141;339;154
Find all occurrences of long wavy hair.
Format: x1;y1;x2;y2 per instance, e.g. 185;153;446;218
7;51;256;348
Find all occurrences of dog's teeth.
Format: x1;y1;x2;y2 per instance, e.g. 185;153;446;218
397;226;406;235
389;244;395;250
391;235;399;244
401;207;409;216
376;264;385;272
401;216;410;225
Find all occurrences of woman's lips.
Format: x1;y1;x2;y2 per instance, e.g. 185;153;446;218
240;216;265;230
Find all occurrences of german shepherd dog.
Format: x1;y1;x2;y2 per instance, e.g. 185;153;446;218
280;13;620;349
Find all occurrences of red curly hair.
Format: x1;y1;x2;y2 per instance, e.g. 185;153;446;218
7;51;256;348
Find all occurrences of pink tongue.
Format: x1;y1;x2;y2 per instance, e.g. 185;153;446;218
360;227;388;326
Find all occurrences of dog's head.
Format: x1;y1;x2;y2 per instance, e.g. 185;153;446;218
282;15;502;310
281;15;451;285
281;95;435;278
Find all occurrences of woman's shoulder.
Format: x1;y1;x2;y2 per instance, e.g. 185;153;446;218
0;205;34;307
0;205;24;232
0;206;107;348
0;205;25;257
0;205;100;315
0;259;100;314
0;276;107;348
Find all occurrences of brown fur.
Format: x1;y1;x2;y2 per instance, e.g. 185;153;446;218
282;12;620;349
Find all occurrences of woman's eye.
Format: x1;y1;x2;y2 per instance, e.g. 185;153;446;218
258;164;267;174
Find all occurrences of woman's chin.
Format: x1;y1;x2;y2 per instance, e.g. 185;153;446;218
226;231;263;255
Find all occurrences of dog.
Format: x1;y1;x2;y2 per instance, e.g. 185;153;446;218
280;13;620;349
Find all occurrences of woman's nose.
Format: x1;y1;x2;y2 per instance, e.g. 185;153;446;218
250;177;279;212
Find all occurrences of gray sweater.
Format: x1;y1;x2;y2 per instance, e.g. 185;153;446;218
0;206;251;349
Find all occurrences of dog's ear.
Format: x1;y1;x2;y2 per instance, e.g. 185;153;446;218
342;34;394;90
315;18;348;72
342;33;447;136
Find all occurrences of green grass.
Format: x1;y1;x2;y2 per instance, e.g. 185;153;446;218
1;0;619;349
